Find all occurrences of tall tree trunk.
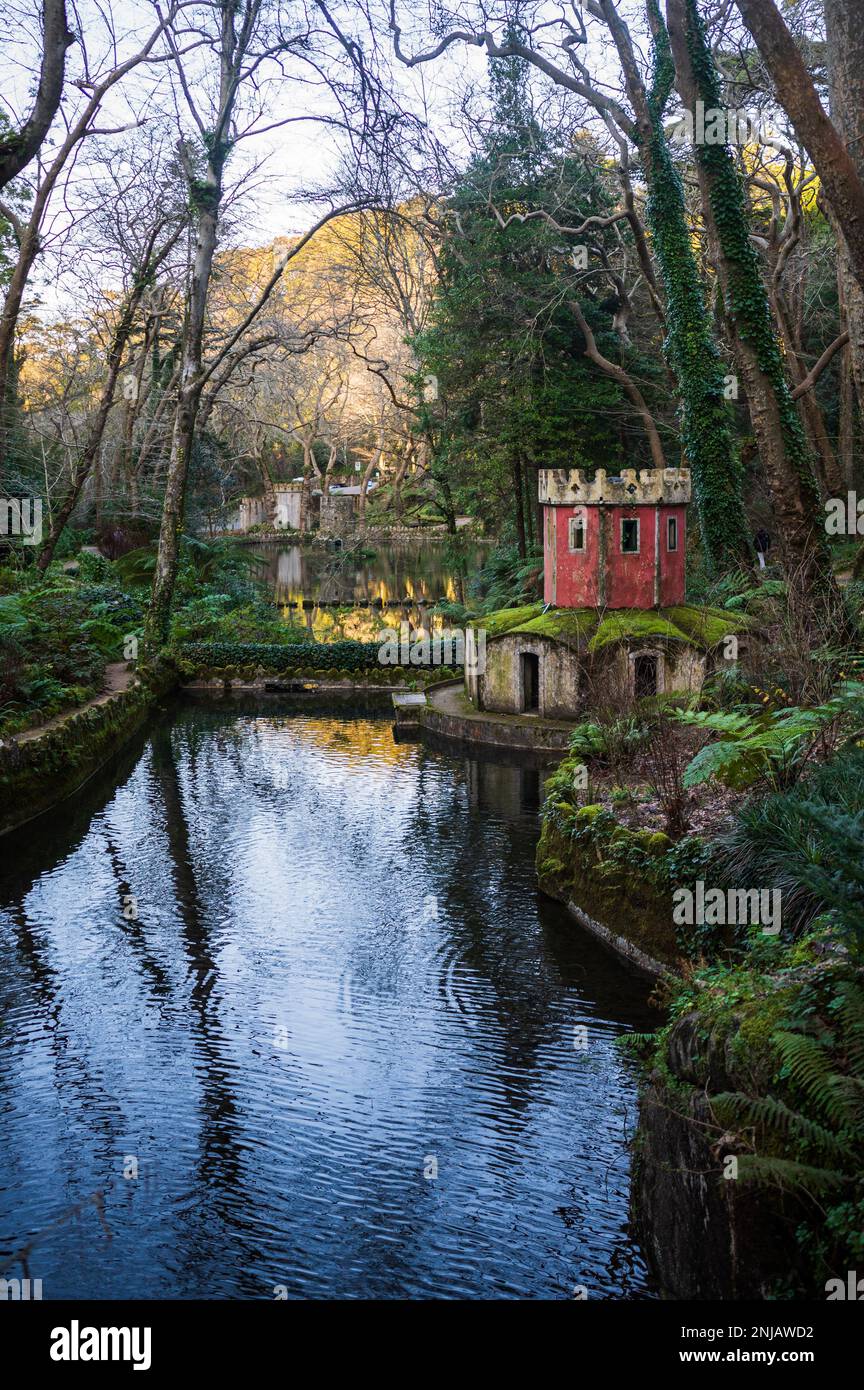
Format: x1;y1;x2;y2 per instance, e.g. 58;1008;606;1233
838;339;857;489
144;173;222;649
734;0;864;294
597;0;751;574
666;0;838;611
390;437;412;520
259;449;278;526
825;0;864;418
0;1;75;191
358;428;385;532
772;292;842;495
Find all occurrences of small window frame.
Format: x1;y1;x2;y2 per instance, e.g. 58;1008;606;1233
667;516;678;552
568;514;586;553
620;516;640;555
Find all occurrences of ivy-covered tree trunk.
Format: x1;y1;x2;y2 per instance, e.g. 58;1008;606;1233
825;0;864;421
665;0;839;610
144;171;223;650
597;0;750;577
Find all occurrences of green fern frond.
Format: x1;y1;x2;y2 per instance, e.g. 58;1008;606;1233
836;983;864;1075
711;1091;855;1165
734;1154;848;1195
773;1030;855;1126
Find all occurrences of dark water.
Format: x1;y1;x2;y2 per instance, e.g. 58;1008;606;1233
0;701;657;1300
255;540;487;641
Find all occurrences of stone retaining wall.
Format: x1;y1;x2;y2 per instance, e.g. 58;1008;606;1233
0;665;173;837
419;700;573;754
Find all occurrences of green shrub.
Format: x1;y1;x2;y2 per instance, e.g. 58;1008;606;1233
174;639;390;673
169;595;305;646
0;581;111;733
712;748;864;948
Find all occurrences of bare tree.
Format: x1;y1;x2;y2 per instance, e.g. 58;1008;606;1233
0;5;177;483
0;0;75;191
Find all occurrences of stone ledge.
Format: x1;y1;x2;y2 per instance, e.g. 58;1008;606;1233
0;671;168;838
564;900;668;979
420;681;573;752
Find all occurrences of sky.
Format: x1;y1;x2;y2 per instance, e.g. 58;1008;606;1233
0;0;638;319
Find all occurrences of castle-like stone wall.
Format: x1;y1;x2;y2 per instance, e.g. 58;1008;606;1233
539;466;691;507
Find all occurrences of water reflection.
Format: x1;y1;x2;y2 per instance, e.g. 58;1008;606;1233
0;703;657;1299
255;540;488;641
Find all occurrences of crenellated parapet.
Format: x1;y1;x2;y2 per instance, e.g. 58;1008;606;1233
539;467;691;507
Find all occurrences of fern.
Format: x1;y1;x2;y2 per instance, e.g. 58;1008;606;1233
733;1155;848;1195
711;1092;855;1165
836;983;864;1072
709;981;864;1244
678;683;864;791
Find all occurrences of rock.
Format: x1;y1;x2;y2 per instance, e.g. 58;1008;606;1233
634;1008;805;1298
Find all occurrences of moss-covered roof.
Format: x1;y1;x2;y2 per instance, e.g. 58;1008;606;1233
477;602;753;654
513;608;597;644
661;604;753;647
587;610;689;652
478;602;544;637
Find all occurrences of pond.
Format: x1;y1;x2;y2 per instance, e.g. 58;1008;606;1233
253;539;488;642
0;700;656;1299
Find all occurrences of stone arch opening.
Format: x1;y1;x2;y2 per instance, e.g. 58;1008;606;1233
520;652;540;712
633;652;659;699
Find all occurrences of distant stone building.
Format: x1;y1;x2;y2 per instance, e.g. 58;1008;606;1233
317;482;378;538
227;479;377;538
226;482;305;533
274;484;304;530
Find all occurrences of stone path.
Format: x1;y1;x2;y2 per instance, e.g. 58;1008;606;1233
428;679;574;730
10;662;135;745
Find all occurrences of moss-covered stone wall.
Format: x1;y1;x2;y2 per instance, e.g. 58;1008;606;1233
0;658;175;837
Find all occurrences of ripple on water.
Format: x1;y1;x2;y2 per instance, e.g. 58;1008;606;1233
0;707;657;1299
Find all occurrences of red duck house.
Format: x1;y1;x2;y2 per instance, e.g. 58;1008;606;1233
539;467;690;609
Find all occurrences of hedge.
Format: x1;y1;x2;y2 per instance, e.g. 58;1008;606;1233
174;640;386;673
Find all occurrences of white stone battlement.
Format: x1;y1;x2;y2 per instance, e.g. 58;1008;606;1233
539;467;691;506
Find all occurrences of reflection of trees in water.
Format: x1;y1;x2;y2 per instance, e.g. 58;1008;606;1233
0;739;170;1267
149;723;266;1291
260;542;488;640
400;751;655;1125
0;705;654;1296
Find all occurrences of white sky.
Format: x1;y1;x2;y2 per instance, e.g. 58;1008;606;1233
0;0;649;319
